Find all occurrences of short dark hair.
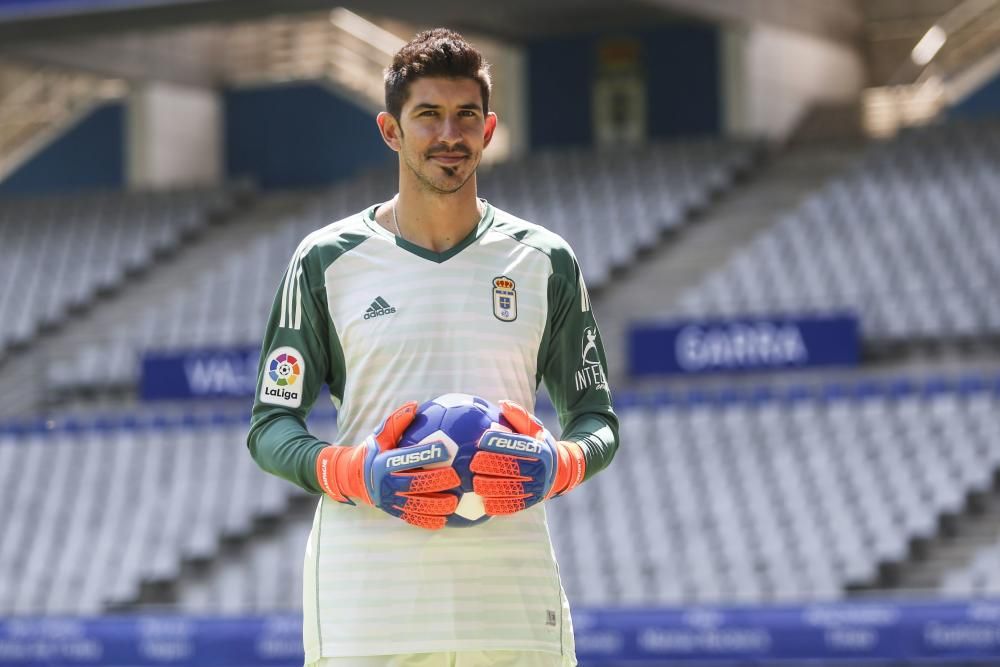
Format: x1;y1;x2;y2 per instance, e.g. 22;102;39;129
384;28;492;120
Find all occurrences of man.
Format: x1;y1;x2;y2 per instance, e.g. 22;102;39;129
248;28;618;667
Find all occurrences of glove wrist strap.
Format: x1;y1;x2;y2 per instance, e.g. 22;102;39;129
316;445;371;505
550;440;586;497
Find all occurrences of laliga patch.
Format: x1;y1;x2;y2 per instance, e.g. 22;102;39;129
492;275;517;322
260;346;304;408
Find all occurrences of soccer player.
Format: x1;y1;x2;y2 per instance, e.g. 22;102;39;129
248;28;618;667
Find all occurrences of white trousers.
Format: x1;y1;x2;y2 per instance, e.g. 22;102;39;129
310;650;574;667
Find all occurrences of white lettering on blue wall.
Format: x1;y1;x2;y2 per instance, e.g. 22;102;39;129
676;323;808;372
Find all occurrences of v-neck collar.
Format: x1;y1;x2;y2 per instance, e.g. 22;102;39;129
363;199;495;264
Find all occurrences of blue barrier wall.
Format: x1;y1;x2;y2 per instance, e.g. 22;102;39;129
133;343;996;408
3;600;1000;665
574;600;1000;664
140;346;261;401
629;314;860;377
0;102;124;195
527;24;720;150
138;346;342;410
224;82;393;190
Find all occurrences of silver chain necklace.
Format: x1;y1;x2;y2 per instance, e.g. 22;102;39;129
391;196;402;239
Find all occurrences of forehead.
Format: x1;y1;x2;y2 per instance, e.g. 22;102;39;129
403;76;482;109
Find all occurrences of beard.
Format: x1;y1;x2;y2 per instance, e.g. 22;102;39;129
400;142;479;195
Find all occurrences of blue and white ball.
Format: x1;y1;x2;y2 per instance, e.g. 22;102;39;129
398;393;513;527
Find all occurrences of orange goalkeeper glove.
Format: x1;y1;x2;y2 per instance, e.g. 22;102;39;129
315;401;462;529
470;400;586;516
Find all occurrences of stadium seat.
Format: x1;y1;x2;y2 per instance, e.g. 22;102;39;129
671;121;1000;341
0;188;238;362
0;411;323;615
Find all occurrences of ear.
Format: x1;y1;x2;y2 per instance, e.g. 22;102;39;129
377;111;402;152
483;112;498;148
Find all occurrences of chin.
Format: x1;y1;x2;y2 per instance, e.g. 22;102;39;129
428;174;472;194
433;183;467;195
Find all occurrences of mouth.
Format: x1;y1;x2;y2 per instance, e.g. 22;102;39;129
429;154;468;166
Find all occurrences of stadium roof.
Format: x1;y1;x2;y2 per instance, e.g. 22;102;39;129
0;0;862;45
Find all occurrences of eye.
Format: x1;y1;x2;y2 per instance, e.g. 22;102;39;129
420;110;438;117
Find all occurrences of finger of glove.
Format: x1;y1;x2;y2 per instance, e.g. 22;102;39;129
395;492;459;515
378;467;460;508
397;511;447;531
473;475;532;499
498;400;545;439
483;496;530;516
473;453;551;505
379;500;449;530
392;467;461;494
470;451;533;479
372;401;419;451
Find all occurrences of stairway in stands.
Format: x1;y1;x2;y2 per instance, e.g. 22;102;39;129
593;142;866;386
119;491;318;614
861;470;1000;595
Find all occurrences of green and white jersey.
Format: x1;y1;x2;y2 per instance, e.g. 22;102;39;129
248;200;618;661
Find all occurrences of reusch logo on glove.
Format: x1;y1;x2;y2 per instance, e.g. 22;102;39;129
385;441;449;471
480;432;543;455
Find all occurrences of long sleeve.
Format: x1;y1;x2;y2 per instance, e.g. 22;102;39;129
538;247;619;480
247;241;346;494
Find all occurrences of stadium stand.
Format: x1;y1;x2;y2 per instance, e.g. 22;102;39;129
3;374;996;616
671;121;1000;343
6;1;1000;664
43;138;755;394
0;410;331;616
177;513;313;614
482;138;756;286
0;187;241;361
553;376;1000;606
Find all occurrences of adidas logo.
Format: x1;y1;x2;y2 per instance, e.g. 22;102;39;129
364;296;397;320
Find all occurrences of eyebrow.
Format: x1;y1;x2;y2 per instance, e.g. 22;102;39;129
411;102;483;113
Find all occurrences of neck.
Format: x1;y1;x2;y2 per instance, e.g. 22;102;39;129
394;175;482;253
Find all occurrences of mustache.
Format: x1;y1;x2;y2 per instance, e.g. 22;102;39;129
426;144;471;158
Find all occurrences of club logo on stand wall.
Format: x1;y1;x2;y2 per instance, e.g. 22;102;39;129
261;346;304;407
492;276;517;322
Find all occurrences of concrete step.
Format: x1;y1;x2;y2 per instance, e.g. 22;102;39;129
860;476;1000;595
130;494;316;613
117;493;316;613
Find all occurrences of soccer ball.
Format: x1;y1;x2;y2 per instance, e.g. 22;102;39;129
398;393;513;527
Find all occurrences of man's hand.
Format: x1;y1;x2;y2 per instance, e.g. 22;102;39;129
470;400;586;516
315;401;461;529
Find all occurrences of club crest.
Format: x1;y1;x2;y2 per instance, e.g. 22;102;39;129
492;275;517;322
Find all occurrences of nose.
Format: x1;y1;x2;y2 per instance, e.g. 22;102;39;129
439;115;462;144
